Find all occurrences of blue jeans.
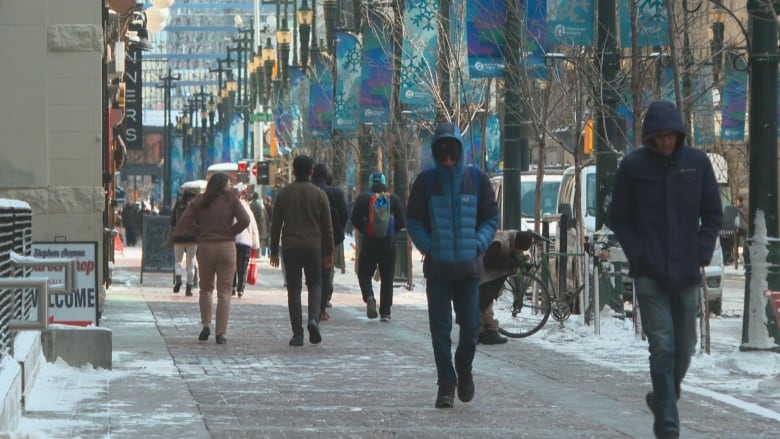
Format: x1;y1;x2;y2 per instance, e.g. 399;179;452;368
426;277;480;386
634;276;698;435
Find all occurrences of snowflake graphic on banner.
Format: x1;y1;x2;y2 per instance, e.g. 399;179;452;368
344;45;362;74
411;0;436;31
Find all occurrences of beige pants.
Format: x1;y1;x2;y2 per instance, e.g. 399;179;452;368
197;241;236;335
480;302;499;333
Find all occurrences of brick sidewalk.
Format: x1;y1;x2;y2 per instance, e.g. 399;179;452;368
17;246;780;438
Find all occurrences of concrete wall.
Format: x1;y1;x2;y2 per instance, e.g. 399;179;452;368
0;0;104;430
0;0;105;287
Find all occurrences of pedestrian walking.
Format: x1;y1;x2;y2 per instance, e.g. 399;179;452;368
269;155;334;347
177;172;250;345
351;171;405;321
311;163;349;321
170;189;199;296
232;184;260;298
249;192;268;258
406;121;499;408
608;100;722;439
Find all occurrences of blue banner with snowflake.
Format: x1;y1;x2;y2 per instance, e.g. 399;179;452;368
466;0;505;78
485;114;501;173
308;51;334;140
401;0;437;107
359;8;392;124
546;0;595;46
721;52;747;142
335;32;361;132
618;1;669;48
289;66;308;149
273;82;293;150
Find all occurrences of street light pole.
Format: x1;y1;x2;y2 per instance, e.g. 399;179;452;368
742;0;780;349
156;69;180;212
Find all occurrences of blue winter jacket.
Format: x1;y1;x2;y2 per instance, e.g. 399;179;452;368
608;101;722;289
406;124;499;280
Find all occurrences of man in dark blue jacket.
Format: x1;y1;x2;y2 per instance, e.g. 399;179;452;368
609;101;722;439
406;122;499;409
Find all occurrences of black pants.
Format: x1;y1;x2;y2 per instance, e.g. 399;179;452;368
233;244;252;293
357;237;395;317
320;245;335;313
283;248;322;336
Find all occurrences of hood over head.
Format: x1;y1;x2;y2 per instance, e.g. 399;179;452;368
641;100;687;150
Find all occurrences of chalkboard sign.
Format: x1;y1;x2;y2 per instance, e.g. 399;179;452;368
141;215;175;282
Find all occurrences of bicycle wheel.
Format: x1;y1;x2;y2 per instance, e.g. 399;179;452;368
496;273;551;338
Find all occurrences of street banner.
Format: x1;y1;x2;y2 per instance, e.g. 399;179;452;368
170;135;185;199
617;101;635;149
485;114;501;173
273;80;293;151
401;0;438;107
526;0;547;54
289;66;308;149
618;1;669;48
211;130;224;164
466;0;505;78
308;51;334;140
335;31;361;132
721;52;747;142
360;7;392;124
228;114;243;162
546;0;595;46
692;65;715;148
30;242;99;327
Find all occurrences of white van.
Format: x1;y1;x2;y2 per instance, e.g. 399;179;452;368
490;170;564;236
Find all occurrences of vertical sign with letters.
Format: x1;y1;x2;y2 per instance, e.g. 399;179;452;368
125;46;143;150
30;242;100;327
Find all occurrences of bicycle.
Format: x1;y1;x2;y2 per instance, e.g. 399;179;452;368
496;231;584;338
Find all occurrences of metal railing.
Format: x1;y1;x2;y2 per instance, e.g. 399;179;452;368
0;199;34;359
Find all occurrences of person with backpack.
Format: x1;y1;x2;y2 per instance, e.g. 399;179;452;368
351;171;405;321
312;163;349;321
406;121;499;409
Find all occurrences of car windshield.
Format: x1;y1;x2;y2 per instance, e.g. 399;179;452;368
520;180;561;217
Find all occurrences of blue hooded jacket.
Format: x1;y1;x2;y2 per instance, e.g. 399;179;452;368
406;122;499;279
608;101;722;289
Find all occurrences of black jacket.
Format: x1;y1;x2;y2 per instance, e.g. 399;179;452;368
312;177;349;245
350;182;406;240
608;101;722;289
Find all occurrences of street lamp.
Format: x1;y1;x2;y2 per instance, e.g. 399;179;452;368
297;0;314;70
263;37;276;102
710;4;726;86
322;0;337;54
277;18;292;85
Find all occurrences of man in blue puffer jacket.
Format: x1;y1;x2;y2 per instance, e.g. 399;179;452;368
608;100;722;439
406;121;499;409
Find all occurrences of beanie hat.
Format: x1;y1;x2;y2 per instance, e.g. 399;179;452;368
312;163;329;180
369;172;386;186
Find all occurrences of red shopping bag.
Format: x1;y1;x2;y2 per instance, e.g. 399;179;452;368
247;250;258;285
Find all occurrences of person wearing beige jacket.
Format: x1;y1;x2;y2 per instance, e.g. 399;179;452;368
178;173;250;345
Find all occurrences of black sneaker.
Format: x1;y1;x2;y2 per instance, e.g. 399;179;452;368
237;290;243;298
215;334;227;344
435;380;456;408
307;319;322;344
185;285;193;296
478;330;508;345
198;326;210;341
173;275;182;293
366;297;378;319
289;335;304;346
232;289;237;297
457;370;474;402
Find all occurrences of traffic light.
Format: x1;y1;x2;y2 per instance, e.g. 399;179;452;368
256;161;270;185
583;119;594;155
237;160;250;183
